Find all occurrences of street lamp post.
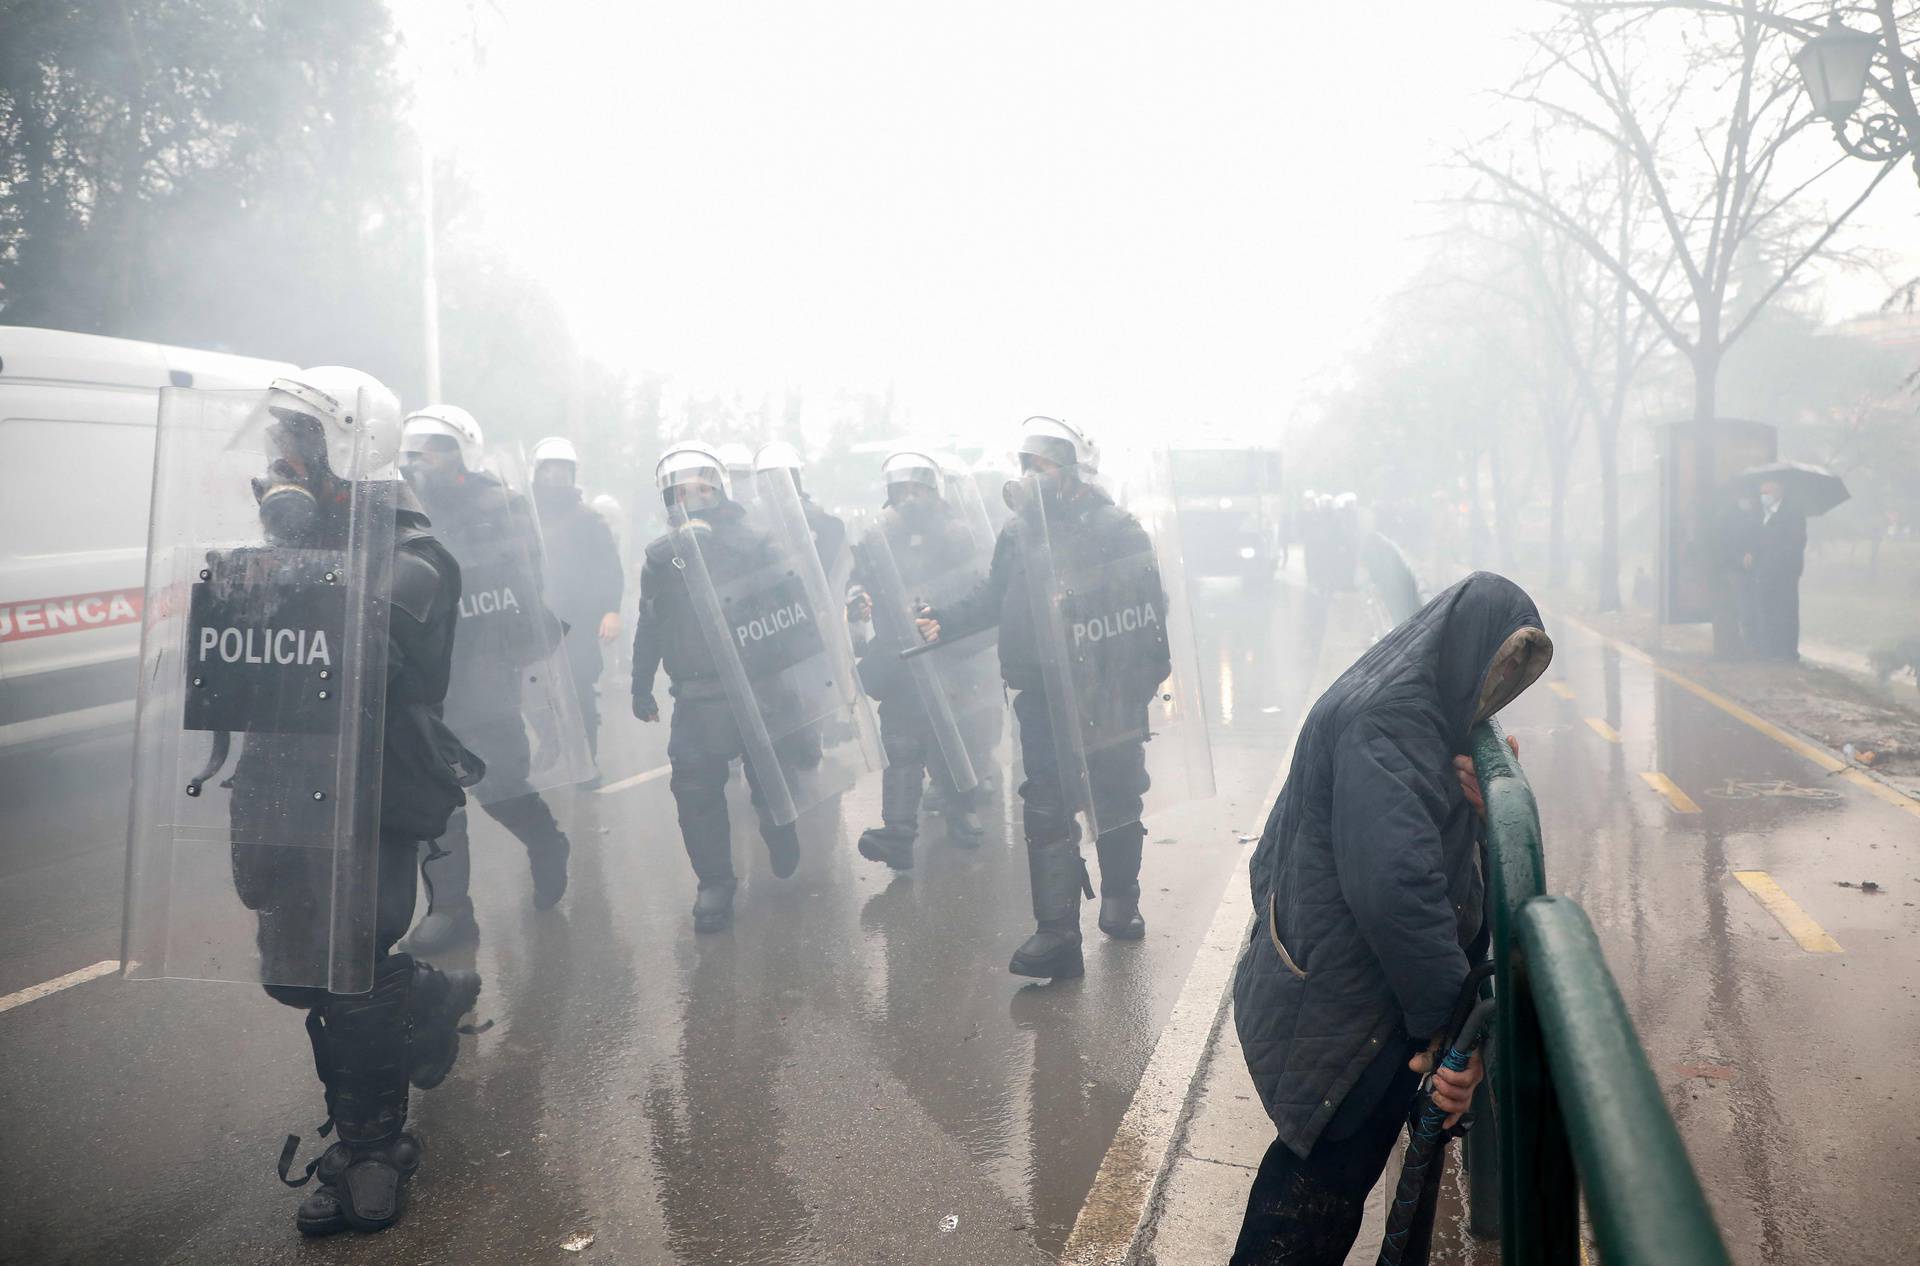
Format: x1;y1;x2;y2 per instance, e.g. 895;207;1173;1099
1791;7;1920;180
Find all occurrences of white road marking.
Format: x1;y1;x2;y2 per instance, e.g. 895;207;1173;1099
0;960;119;1017
595;763;672;795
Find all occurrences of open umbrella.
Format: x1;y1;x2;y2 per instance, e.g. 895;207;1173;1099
1736;461;1851;516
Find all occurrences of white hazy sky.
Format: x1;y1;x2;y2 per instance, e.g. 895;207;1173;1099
399;0;1917;448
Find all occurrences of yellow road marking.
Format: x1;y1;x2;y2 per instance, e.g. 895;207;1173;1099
1558;616;1920;823
1585;717;1621;743
1548;681;1576;700
596;764;672;795
1733;871;1842;953
1639;771;1702;814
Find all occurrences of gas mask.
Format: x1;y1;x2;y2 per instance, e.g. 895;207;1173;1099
889;485;940;526
1004;465;1070;515
252;414;331;542
401;441;467;498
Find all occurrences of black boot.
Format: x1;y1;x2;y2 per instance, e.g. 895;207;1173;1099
409;829;478;955
944;785;986;844
289;956;420;1236
859;763;924;869
408;961;483;1090
858;826;916;870
763;821;800;878
491;792;571;909
1095;824;1147;940
692;881;736;933
1009;838;1092;979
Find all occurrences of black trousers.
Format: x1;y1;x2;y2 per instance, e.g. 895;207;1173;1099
1010;687;1147;847
1753;572;1801;661
666;695;798;886
260;835;420;1010
1229;1053;1439;1266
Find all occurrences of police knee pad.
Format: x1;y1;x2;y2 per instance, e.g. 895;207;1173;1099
311;954;415;1145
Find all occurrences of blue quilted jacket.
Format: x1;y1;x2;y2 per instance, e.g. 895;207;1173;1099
1232;572;1549;1157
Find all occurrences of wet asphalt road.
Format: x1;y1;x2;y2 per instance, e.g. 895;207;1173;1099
0;575;1332;1266
1501;621;1920;1265
3;582;1915;1265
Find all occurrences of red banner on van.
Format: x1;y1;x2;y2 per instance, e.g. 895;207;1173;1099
1;588;144;643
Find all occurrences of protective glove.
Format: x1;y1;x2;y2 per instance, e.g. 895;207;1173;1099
633;692;660;723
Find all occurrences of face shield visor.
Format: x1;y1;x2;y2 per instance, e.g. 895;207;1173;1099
248;409;335;543
656;448;731;515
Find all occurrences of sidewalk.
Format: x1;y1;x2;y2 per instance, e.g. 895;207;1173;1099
1137;1005;1490;1265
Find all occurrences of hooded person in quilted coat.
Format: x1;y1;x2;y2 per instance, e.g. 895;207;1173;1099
1229;571;1550;1264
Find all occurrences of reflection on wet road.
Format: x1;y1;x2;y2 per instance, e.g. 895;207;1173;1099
1;584;1913;1264
1507;620;1920;1265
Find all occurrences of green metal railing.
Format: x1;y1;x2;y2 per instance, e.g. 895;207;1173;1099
1470;720;1732;1266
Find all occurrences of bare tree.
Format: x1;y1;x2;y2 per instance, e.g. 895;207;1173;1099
1451;142;1673;606
1463;0;1905;425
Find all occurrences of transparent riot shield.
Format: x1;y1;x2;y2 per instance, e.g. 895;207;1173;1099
938;457;999;563
854;519;978;794
416;451;593;803
1018;455;1215;839
755;466;882;765
667;495;879;825
124;388;395;992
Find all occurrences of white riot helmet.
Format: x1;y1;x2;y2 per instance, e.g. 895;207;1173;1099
656;441;732;511
400;404;485;470
1016;415;1098;474
263;366;404;482
753;440;804;473
881;448;942;505
532;435;579;467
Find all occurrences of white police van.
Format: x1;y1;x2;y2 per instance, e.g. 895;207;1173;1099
0;326;295;748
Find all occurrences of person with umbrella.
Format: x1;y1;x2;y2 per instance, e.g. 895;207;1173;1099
1739;462;1848;664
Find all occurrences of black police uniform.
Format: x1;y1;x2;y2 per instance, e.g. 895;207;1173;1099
411;470;573;927
802;494;848;581
631;500;805;911
239;496;481;1235
850;501;992;862
533;482;625;761
930;478;1170;969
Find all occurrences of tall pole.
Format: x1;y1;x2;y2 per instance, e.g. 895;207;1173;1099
421;137;442;403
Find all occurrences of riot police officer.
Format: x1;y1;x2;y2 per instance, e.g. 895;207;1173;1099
917;417;1174;980
530;435;625;779
631;442;809;933
850;450;991;870
126;367;483;1235
400;407;578;952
